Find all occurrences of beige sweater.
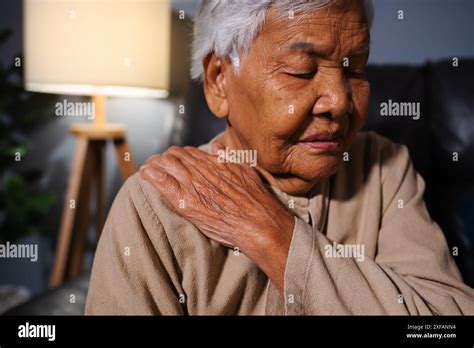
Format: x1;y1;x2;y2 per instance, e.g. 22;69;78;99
85;131;474;315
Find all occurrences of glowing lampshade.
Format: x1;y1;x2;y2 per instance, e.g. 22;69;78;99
24;0;170;99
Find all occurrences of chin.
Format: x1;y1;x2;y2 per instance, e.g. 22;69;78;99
305;153;341;177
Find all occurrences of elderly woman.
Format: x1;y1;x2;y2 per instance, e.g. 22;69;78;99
86;0;474;314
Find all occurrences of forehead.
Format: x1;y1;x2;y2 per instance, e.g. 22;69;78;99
259;1;370;58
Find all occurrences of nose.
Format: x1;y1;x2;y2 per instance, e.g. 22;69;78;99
311;69;352;119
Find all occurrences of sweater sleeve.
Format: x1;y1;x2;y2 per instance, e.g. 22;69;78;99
283;143;474;315
85;174;184;315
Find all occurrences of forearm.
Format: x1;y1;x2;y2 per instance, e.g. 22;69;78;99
243;212;294;295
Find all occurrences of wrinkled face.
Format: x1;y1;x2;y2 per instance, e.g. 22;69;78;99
222;0;370;192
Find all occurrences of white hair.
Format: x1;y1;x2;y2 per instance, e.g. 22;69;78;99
191;0;374;81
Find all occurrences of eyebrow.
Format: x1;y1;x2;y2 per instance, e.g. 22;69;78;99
284;41;370;57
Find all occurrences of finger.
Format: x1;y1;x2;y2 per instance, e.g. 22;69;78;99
162;146;217;176
180;147;239;191
149;151;224;208
169;146;201;168
171;147;221;179
172;153;214;188
176;146;230;183
181;145;259;194
147;152;194;186
139;165;183;206
182;145;221;163
168;148;242;209
145;146;203;168
143;154;161;167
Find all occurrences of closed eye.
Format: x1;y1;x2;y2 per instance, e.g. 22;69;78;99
345;68;367;79
286;70;316;80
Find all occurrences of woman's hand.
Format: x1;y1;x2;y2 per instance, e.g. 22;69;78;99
139;144;295;293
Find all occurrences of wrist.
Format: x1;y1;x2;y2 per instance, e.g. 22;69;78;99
245;210;295;293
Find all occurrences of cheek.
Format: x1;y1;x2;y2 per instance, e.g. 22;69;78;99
225;82;293;171
260;83;313;139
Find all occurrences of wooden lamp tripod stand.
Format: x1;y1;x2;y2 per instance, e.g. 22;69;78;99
50;95;137;288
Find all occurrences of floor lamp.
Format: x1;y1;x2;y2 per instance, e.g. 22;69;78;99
23;0;171;288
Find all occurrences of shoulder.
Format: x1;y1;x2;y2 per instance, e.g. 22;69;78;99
109;172;206;251
344;130;412;184
327;131;424;238
118;172;166;211
112;172;178;229
331;131;418;206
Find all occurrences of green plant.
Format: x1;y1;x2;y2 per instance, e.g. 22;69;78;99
0;29;56;243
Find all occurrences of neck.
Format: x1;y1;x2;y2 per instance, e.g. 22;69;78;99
216;128;319;197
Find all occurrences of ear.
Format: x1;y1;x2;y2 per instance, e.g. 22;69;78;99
202;53;230;119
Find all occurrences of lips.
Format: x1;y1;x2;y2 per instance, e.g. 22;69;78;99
299;131;342;150
300;131;341;142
